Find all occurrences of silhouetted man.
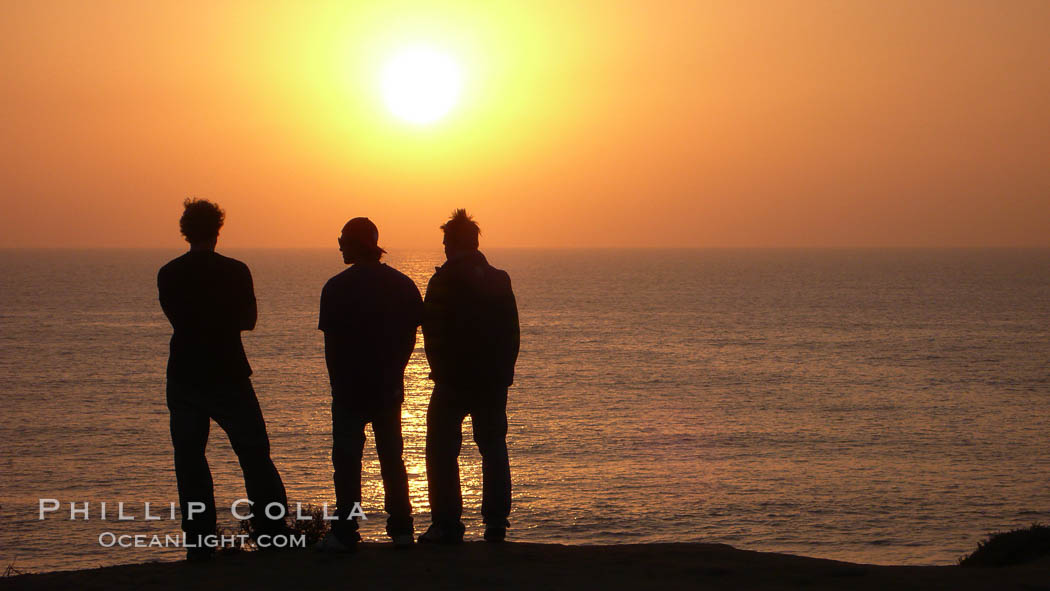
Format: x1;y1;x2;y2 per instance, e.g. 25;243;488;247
316;217;422;552
419;209;519;544
158;198;288;561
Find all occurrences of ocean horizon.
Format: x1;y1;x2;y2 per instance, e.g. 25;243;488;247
2;247;1049;572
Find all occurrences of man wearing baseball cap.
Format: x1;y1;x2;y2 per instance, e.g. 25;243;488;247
316;217;423;551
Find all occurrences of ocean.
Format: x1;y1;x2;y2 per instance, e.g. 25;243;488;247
1;248;1048;572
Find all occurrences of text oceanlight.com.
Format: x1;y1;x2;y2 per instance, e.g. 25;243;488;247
98;532;303;549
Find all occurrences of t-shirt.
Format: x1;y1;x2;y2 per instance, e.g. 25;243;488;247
158;250;256;384
319;262;423;401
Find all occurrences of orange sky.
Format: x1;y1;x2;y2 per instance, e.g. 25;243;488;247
1;0;1048;248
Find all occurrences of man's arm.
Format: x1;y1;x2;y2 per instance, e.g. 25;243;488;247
158;267;177;327
422;272;451;382
323;331;350;390
319;282;346;390
398;280;424;370
239;264;258;331
499;272;520;382
411;280;424;329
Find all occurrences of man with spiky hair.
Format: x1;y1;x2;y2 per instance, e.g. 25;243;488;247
158;198;289;561
419;209;520;544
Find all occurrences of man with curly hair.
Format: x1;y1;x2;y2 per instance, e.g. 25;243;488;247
158;198;289;561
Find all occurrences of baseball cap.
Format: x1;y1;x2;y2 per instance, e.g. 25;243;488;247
340;217;387;255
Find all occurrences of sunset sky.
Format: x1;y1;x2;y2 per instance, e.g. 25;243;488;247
2;0;1047;248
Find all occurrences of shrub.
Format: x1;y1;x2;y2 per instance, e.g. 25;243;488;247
282;503;331;546
2;562;28;577
237;502;331;549
215;525;249;555
959;524;1050;567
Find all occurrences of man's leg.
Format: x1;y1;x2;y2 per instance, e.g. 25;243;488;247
424;385;467;530
470;388;512;530
330;396;367;544
211;379;289;536
372;401;413;538
166;381;217;549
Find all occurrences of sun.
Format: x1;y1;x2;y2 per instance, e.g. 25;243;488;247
380;46;463;125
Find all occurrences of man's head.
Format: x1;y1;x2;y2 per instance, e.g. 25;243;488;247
440;208;480;260
338;217;386;264
179;198;224;248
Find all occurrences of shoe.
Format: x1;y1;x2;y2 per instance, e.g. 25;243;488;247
314;531;357;554
417;522;464;545
185;532;216;562
483;526;506;543
391;533;414;548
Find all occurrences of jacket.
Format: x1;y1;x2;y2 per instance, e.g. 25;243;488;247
423;250;519;389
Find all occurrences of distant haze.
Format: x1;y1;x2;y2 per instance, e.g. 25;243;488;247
1;0;1048;248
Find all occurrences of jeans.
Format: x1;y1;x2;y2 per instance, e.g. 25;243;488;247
425;384;511;528
331;397;413;542
166;378;288;538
